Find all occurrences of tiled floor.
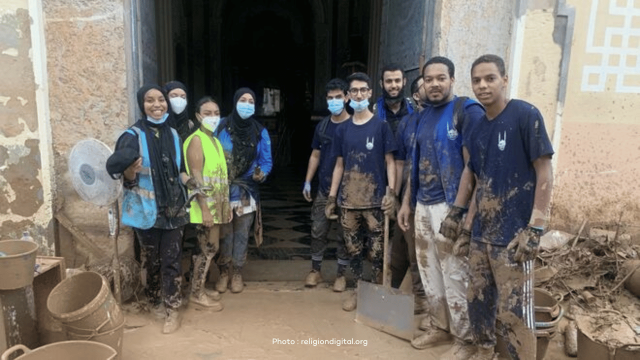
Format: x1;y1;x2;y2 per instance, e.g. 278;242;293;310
248;166;341;261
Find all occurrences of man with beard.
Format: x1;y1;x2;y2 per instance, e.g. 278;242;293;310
373;63;414;134
397;56;484;358
382;76;429;310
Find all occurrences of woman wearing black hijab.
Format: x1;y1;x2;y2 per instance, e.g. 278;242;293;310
108;84;189;334
164;80;198;141
214;88;272;294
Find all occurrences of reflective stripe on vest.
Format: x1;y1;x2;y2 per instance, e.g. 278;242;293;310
120;126;181;229
183;129;228;224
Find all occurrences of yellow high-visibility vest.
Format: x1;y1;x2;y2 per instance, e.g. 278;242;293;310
183;129;230;224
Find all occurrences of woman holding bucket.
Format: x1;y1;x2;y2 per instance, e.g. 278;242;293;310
108;84;189;334
183;96;231;310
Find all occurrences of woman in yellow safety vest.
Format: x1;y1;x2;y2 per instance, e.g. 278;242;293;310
183;96;231;310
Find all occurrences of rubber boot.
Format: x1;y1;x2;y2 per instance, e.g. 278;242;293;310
162;307;181;334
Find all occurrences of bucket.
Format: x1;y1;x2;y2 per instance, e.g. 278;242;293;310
0;240;39;290
1;341;116;360
534;288;561;322
578;326;640;360
46;272;124;359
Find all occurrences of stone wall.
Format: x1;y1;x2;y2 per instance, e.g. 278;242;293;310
0;0;55;253
43;0;133;266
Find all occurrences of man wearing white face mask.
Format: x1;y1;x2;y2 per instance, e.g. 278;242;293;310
164;81;197;141
301;78;351;289
326;72;397;311
183;96;232;310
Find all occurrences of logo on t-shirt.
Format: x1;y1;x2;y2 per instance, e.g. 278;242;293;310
366;137;375;150
498;131;507;151
447;122;458;141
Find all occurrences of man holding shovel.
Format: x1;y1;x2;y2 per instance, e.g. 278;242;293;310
325;72;397;312
397;56;484;357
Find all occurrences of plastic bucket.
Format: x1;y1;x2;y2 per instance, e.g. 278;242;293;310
1;341;116;360
46;272;124;359
0;240;39;290
534;288;561;322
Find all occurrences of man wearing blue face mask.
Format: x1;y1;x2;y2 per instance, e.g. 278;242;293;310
214;88;272;294
326;72;397;311
301;78;351;290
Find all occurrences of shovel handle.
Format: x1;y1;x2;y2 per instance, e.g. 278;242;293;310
383;186;392;288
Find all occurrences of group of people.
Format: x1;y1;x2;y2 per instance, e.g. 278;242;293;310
302;54;554;360
107;82;272;334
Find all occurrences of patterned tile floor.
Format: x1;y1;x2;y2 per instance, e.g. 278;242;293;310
248;166;341;261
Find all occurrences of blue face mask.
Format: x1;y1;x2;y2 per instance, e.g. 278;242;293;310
236;102;255;119
350;99;369;113
327;99;345;116
146;112;169;125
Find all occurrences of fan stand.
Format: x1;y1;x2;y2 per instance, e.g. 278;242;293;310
108;201;122;305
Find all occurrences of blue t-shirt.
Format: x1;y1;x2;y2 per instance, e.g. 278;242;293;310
466;99;554;246
333;115;397;209
311;116;342;196
414;97;485;205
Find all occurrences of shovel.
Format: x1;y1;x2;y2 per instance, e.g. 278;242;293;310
355;187;415;340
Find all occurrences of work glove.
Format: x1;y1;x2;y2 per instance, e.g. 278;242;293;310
325;196;338;220
439;205;467;240
253;166;265;183
381;193;399;220
507;225;544;263
302;181;312;202
453;229;471;257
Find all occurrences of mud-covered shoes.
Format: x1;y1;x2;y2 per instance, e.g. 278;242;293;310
411;327;452;350
333;275;346;292
468;346;497;360
305;270;323;287
216;270;229;293
189;293;223;311
205;288;222;301
230;273;244;293
162;308;181;334
342;290;357;311
440;339;477;360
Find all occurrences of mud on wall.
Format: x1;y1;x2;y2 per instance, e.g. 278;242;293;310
43;0;134;265
551;0;640;231
0;0;55;253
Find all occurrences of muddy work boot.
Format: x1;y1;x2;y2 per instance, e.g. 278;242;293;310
216;266;230;293
468;346;497;360
162;308;182;334
151;302;165;319
411;326;452;350
440;339;477;360
342;290;357;312
305;270;323;287
190;292;223;311
230;269;244;293
333;275;346;292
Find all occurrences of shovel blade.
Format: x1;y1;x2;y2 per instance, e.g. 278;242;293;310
355;280;415;341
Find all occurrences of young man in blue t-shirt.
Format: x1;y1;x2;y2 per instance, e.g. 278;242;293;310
325;72;397;312
444;54;554;360
301;78;351;290
396;57;485;356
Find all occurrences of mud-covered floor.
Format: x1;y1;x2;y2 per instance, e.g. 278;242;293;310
121;281;572;360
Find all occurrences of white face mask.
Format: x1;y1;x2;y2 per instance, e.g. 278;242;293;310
170;97;187;114
201;116;220;133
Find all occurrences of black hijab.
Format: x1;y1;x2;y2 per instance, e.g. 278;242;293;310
136;84;186;217
163;80;195;141
222;88;263;180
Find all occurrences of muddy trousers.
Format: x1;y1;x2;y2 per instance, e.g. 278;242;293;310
340;208;384;281
218;212;254;270
310;193;349;268
468;241;536;360
190;224;220;297
414;201;472;341
135;227;183;310
390;214;425;299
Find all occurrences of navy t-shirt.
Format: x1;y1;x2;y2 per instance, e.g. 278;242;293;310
414;97;485;205
466;99;554;246
311;116;342;196
333;115;397;209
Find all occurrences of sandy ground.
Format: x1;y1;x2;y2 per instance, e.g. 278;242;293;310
121;281;572;360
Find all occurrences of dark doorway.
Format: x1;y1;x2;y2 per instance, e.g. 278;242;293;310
162;0;373;173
